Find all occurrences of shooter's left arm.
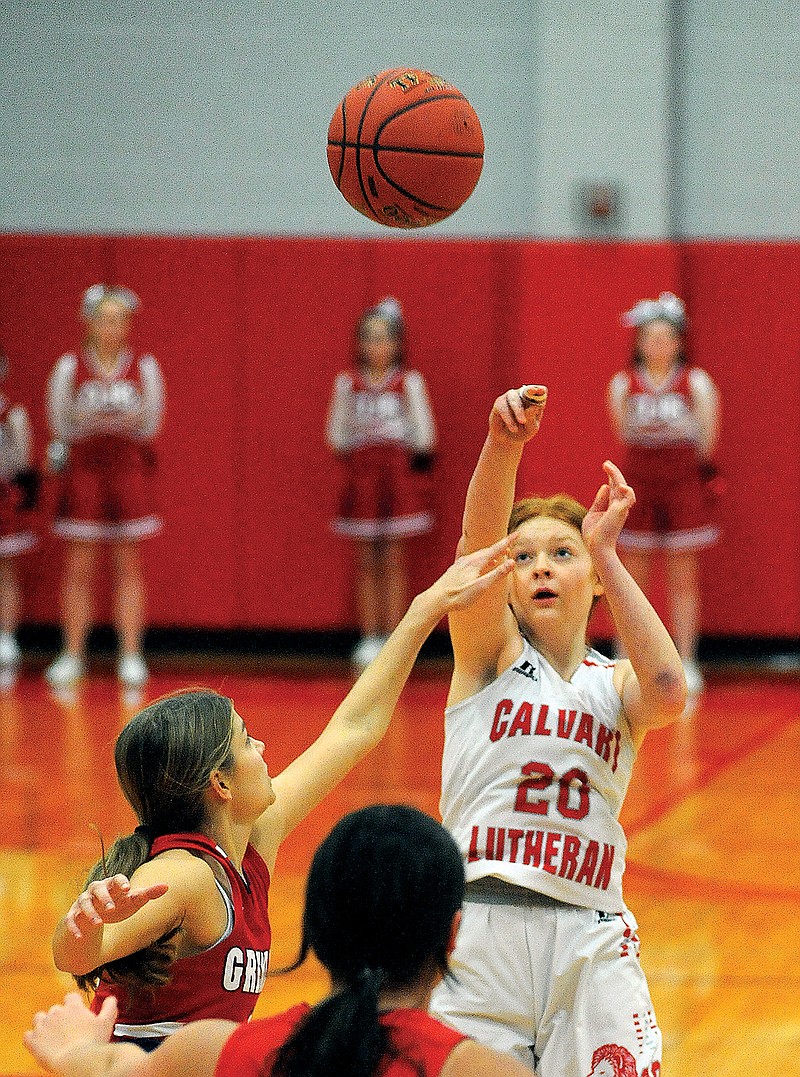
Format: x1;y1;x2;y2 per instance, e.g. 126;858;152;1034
596;546;686;738
583;463;686;740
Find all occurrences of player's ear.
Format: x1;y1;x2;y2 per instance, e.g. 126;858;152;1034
593;574;605;598
209;770;232;802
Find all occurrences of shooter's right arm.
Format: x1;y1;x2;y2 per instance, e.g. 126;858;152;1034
448;387;547;702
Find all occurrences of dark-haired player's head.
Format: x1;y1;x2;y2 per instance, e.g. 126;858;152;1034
273;803;465;1077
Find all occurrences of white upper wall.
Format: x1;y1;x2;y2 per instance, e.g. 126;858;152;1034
533;1;675;238
675;0;800;238
1;0;797;238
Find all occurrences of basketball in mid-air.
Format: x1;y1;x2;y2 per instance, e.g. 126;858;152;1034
327;68;484;229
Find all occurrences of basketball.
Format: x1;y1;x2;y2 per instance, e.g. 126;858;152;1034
327;68;484;229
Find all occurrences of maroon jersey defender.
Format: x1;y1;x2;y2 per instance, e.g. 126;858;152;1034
91;834;270;1046
48;555;519;1064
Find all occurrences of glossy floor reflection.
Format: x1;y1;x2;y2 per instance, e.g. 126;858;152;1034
1;665;798;1075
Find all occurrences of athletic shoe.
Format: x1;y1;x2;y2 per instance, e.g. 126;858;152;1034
351;635;386;668
0;633;20;667
682;658;704;696
45;653;84;687
118;653;149;688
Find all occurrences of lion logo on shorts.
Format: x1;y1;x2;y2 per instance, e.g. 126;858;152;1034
585;1043;638;1077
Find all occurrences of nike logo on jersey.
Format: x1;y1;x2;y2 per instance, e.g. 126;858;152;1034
512;660;539;681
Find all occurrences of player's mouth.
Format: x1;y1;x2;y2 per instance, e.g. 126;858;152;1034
532;587;558;603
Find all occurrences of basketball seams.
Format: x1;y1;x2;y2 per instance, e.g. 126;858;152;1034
354;70;399;221
368;145;453;213
373;92;483;154
328;91;484;159
335;100;346;186
366;91;483;216
328;141;483;161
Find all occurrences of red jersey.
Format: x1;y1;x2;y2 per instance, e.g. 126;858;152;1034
349;366;408;446
215;1003;468;1077
49;350;164;446
326;367;436;453
91;833;271;1044
614;365;701;447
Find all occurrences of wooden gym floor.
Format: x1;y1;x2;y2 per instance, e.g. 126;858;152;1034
1;661;798;1076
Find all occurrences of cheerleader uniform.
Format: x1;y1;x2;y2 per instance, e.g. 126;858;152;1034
608;364;720;551
0;394;37;559
326;366;436;540
47;349;164;542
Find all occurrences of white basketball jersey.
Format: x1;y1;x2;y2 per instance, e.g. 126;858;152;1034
440;640;636;913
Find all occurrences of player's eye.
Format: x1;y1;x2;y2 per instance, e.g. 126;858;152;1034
554;547;573;559
515;551;531;563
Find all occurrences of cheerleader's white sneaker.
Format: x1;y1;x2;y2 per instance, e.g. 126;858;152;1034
45;653;84;687
351;635;386;668
682;658;704;696
118;653;149;688
0;633;20;667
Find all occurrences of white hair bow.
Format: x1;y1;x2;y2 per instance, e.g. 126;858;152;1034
372;296;404;324
81;284;140;319
621;291;685;328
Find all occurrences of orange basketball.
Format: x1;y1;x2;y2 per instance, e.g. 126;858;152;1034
327;68;484;229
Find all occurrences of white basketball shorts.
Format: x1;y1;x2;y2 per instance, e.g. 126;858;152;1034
430;882;662;1076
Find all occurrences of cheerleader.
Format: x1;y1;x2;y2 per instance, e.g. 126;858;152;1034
0;347;37;683
326;298;437;667
45;285;165;688
607;291;721;696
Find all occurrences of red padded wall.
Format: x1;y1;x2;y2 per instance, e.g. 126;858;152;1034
0;234;797;638
682;241;800;634
513;241;684;506
237;238;370;629
110;236;244;627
